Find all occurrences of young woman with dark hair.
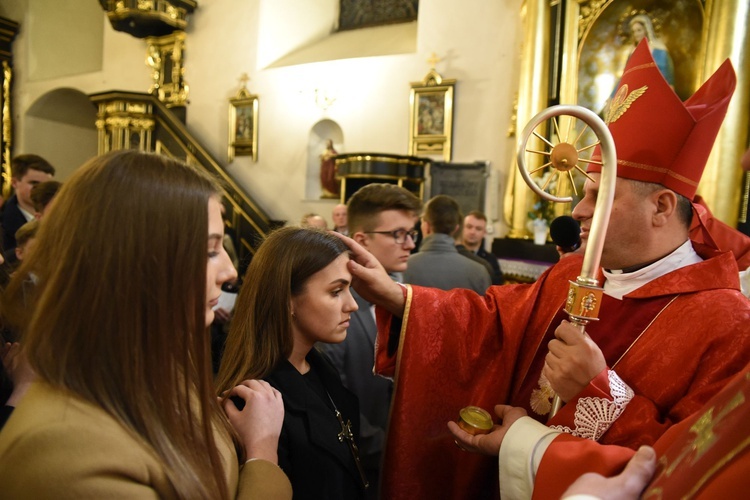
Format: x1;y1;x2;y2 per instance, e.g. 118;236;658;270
216;227;367;500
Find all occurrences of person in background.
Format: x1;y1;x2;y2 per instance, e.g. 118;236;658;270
300;212;328;230
13;220;39;264
0;150;292;499
217;227;368;500
405;194;491;294
457;210;504;285
332;203;349;235
0;244;35;431
30;180;62;219
1;155;55;261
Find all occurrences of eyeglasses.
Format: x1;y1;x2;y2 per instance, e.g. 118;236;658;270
364;229;419;245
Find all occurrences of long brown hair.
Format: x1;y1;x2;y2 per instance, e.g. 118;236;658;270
3;150;231;498
216;227;348;392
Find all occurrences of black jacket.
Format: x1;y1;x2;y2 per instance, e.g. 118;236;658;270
265;349;366;500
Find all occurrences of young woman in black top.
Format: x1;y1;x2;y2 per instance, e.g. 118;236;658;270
217;227;368;500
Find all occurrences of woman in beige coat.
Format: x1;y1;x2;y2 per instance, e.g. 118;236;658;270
0;150;292;499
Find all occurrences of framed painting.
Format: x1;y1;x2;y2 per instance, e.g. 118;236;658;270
408;69;456;162
505;0;748;238
228;87;259;162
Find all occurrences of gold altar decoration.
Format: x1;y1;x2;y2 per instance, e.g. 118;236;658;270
0;16;18;200
100;0;196;36
2;61;11;199
506;0;750;237
145;30;189;108
94;96;155;154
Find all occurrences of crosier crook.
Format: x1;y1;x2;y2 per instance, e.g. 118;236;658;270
516;105;617;419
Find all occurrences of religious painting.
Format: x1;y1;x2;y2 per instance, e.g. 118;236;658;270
569;0;704;196
506;0;744;239
408;69;456;162
338;0;418;31
575;0;704;116
228;87;259;162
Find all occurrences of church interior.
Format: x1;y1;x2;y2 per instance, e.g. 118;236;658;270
1;0;747;268
1;1;750;498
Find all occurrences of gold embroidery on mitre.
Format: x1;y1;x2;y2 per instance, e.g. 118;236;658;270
605;84;648;124
531;372;555;415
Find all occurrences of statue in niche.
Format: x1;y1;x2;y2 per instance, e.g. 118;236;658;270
319;139;340;199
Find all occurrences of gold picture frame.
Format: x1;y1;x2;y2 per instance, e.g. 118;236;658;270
228;85;259;162
408;69;456;162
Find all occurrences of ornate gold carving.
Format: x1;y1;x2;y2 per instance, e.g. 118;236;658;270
95;97;155;154
577;0;610;42
2;61;12;199
102;0;194;32
565;280;603;320
605;84;647;124
145;31;189;107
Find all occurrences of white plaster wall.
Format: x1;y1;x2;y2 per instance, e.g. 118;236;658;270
8;0;524;234
10;3;149;154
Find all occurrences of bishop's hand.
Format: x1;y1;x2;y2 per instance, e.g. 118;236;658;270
330;231;406;317
543;320;606;402
447;405;527;456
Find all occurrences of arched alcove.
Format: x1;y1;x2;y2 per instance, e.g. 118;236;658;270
306;119;344;200
24;88;98;181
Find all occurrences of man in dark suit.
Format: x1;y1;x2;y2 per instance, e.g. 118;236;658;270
458;210;504;285
1;155;55;262
320;183;422;498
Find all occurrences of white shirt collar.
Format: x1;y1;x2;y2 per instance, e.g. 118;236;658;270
602;240;703;300
18;204;35;222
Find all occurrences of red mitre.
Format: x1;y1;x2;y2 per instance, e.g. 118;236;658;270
588;39;736;199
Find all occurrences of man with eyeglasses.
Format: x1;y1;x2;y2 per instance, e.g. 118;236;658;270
320;183;422;499
404;195;491;294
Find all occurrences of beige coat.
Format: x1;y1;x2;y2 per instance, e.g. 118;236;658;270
0;382;292;499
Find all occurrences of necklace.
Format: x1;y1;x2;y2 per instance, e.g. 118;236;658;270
325;391;370;490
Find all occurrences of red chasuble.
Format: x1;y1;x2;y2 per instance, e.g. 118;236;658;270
374;247;750;500
533;363;750;499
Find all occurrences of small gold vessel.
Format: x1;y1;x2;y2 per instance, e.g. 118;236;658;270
458;406;493;435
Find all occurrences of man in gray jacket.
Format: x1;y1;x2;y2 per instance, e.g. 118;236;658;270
405;195;491;294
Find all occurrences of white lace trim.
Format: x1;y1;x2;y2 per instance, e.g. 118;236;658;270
549;370;634;441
